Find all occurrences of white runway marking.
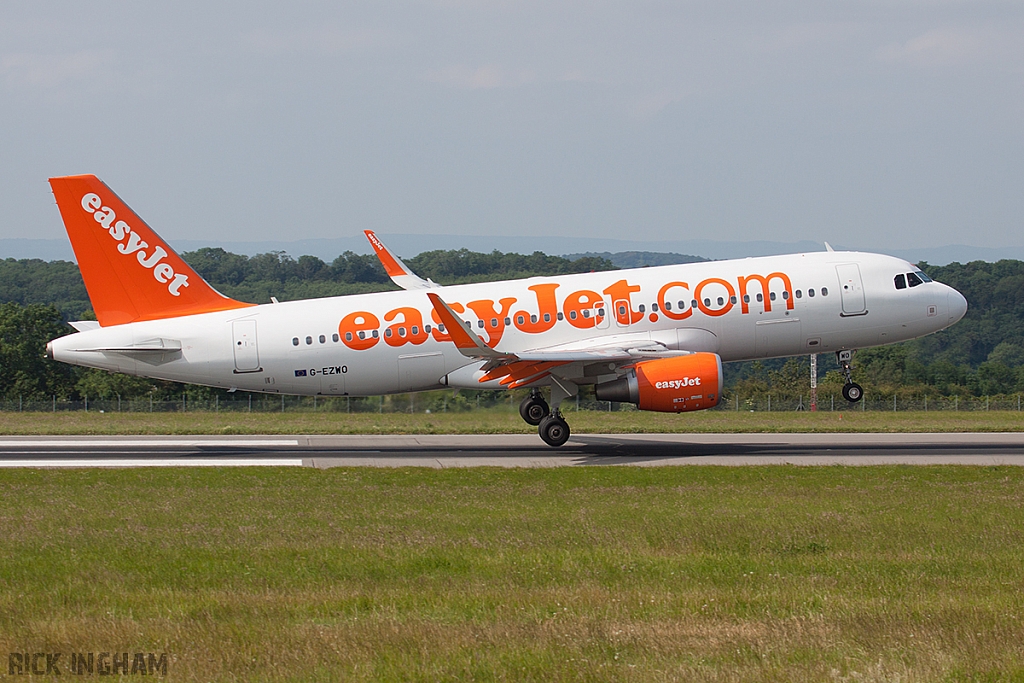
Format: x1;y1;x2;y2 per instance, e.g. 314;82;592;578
0;458;304;468
0;439;299;447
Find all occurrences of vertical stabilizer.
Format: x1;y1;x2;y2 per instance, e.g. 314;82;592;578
49;175;253;326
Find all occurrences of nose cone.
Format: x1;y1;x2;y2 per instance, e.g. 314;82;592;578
947;287;968;325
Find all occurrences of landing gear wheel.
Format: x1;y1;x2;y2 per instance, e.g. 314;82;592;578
836;350;862;403
519;393;550;426
538;414;570;448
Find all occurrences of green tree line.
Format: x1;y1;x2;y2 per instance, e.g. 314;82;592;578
2;251;1023;401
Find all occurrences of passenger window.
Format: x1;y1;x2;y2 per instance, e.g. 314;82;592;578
517;315;525;325
782;291;789;300
504;318;511;325
618;305;627;316
677;300;685;309
821;287;829;296
477;320;484;329
531;315;538;323
652;303;659;312
491;318;498;328
691;299;698;308
717;297;724;306
305;336;312;345
730;296;737;304
372;330;379;338
795;290;802;299
543;313;551;322
385;328;393;338
400;327;407;336
664;301;672;310
583;309;590;318
424;325;432;333
319;335;326;344
769;292;776;301
557;312;564;321
808;289;816;297
357;331;365;340
756;293;763;302
639;304;646;313
895;274;907;289
439;324;446;332
703;298;711;307
412;325;419;335
570;310;577;320
598;308;605;316
345;332;353;341
292;337;299;346
332;333;339;342
907;272;923;287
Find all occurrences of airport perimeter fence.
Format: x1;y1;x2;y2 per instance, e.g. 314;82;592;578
1;392;1023;414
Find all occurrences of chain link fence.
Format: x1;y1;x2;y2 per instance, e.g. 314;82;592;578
1;392;1022;413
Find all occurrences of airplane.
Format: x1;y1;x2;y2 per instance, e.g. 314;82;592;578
45;174;968;447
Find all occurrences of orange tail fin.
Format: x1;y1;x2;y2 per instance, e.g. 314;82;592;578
49;175;253;326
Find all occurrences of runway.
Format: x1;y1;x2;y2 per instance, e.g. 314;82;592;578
3;433;1024;467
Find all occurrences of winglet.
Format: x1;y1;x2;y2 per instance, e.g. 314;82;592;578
425;292;511;360
364;230;439;290
824;242;835;252
49;174;253;327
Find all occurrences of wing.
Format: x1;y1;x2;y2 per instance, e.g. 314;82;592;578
425;292;691;389
364;230;440;291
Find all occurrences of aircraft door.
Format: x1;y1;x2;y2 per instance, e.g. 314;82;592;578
232;320;261;372
595;298;610;329
835;264;867;315
613;300;631;328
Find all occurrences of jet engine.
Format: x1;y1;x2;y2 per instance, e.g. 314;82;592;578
595;353;723;413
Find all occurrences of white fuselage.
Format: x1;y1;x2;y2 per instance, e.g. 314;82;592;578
49;251;967;396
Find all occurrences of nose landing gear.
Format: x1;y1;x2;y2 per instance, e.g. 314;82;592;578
518;380;578;447
837;350;863;403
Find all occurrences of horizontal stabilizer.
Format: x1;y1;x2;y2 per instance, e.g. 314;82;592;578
71;338;182;354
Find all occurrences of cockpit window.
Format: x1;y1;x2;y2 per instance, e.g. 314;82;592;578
916;271;932;283
906;272;923;287
894;274;907;290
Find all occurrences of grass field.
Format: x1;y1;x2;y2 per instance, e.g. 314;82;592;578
0;409;1022;435
2;466;1024;681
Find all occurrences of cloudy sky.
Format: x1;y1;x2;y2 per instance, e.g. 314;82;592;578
1;1;1021;251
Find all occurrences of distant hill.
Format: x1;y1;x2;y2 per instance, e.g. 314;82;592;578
8;235;1023;266
564;251;709;268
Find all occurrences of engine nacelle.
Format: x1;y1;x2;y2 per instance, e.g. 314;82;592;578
594;353;722;413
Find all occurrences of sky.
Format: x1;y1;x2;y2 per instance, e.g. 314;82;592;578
1;0;1022;252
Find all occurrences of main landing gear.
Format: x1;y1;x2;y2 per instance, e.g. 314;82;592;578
837;350;863;403
519;382;577;448
519;390;549;425
538;413;571;448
